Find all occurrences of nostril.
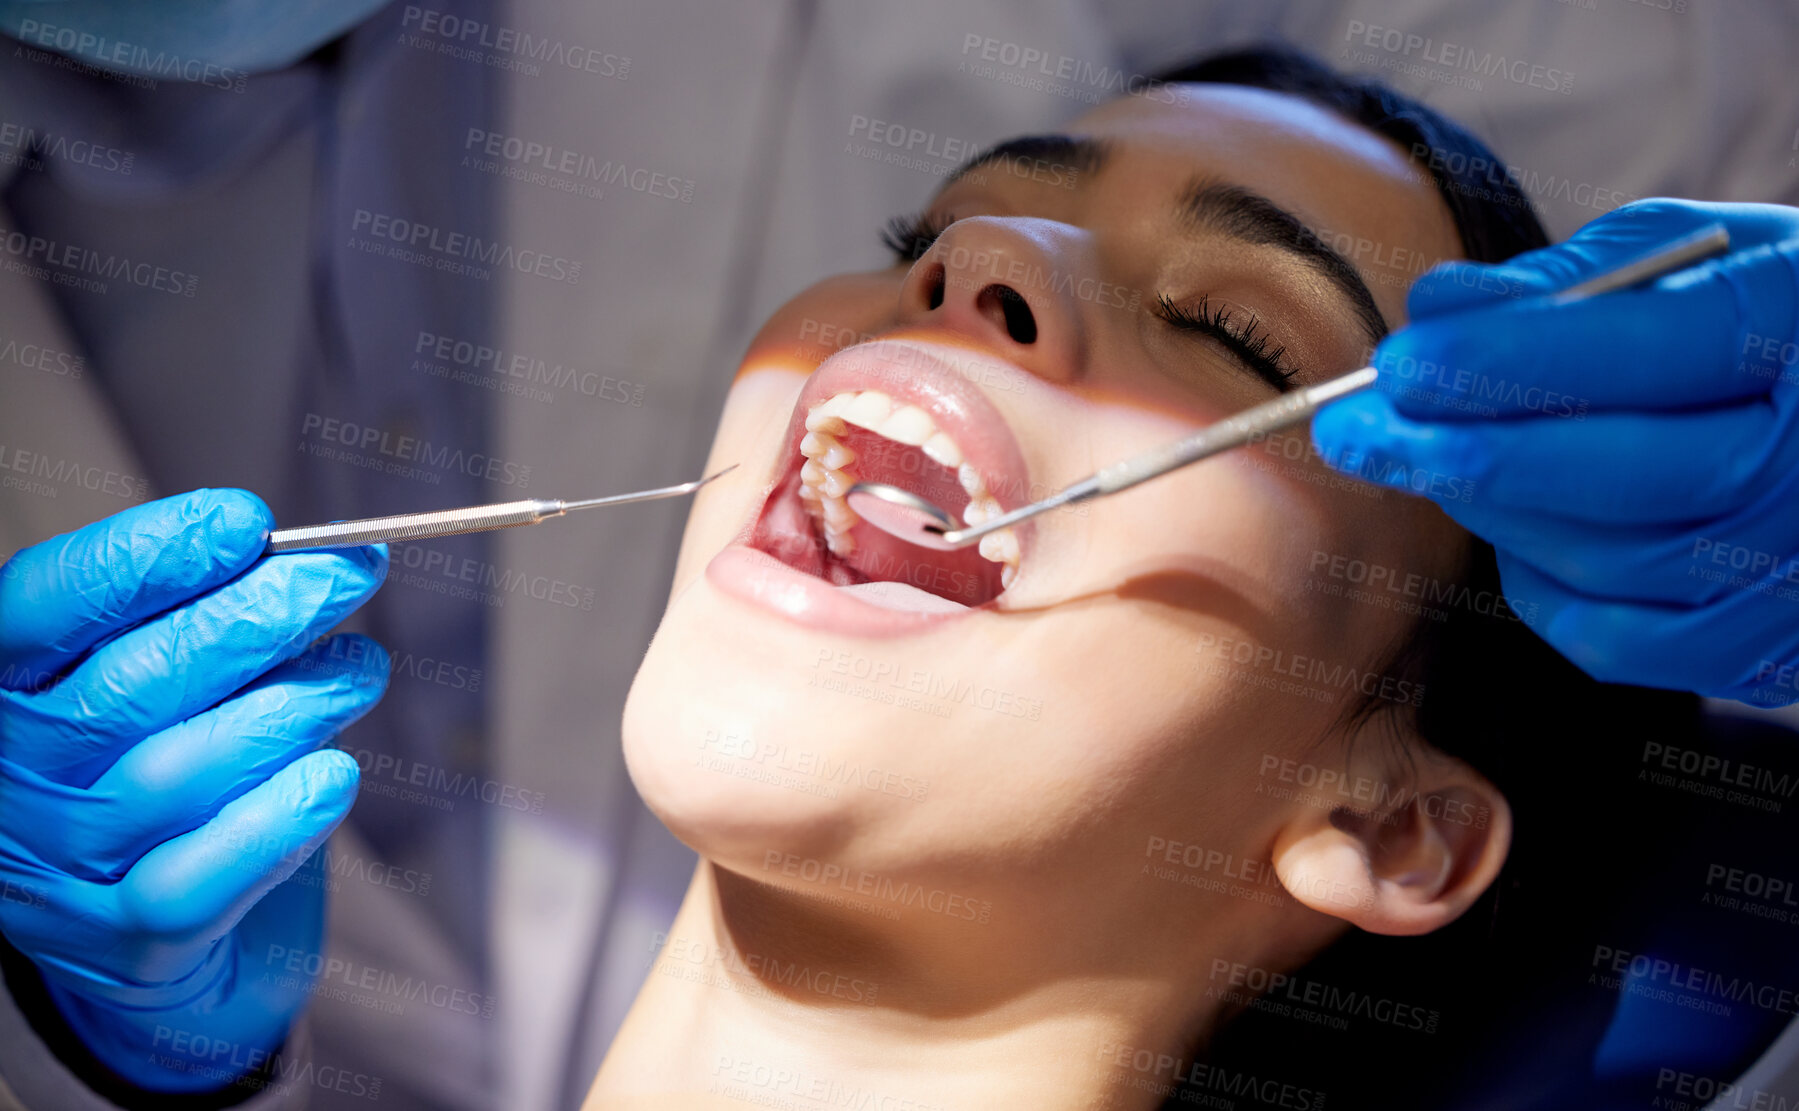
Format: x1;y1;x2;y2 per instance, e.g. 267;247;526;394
979;284;1037;344
924;264;946;311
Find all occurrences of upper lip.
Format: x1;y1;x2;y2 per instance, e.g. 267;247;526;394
759;337;1038;545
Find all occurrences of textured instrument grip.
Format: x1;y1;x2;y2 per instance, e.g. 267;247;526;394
266;500;556;553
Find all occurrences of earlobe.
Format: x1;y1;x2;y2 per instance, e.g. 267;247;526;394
1270;765;1512;936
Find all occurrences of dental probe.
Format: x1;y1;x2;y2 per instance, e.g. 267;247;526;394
848;222;1732;553
264;465;738;553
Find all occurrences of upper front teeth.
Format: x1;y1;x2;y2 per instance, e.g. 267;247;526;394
799;389;1020;589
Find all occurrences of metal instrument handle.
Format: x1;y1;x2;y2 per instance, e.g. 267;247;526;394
265;500;558;553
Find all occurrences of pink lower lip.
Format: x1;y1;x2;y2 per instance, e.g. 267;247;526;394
705;545;976;638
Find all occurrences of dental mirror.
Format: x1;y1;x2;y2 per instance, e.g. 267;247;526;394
845;484;963;551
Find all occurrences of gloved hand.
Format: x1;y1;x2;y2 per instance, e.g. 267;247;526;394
1311;199;1799;707
0;488;388;1092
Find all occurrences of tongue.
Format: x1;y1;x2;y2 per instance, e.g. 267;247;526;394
836;580;971;614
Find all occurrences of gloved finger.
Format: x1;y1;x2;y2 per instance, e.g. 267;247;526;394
105;748;360;986
1312;390;1799;524
0;489;272;689
1314;394;1799;607
0;546;387;786
1374;239;1799;419
33;635;388;882
1403;199;1799;320
1497;552;1799;701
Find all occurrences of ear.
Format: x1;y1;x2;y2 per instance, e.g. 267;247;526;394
1269;756;1512;936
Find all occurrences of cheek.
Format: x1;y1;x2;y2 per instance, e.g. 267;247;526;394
737;271;906;382
1039;398;1427;715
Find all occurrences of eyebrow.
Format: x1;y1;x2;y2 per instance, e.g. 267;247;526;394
946;134;1111;185
1177;179;1388;345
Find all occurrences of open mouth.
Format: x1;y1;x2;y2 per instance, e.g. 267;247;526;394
743;340;1033;617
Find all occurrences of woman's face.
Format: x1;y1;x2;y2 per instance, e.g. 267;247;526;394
624;86;1473;958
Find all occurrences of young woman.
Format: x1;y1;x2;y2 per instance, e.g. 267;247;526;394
585;48;1701;1110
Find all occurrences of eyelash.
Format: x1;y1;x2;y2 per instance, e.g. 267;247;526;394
881;211;1298;391
882;211;952;263
1152;294;1296;391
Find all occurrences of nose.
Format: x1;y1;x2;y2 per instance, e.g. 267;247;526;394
895;216;1086;383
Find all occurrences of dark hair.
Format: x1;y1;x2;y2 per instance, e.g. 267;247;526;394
1147;46;1704;1109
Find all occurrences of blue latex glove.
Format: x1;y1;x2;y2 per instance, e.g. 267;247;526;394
1312;199;1799;706
0;488;388;1092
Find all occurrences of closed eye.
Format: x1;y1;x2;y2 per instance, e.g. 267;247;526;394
1152;294;1298;393
882;211;954;263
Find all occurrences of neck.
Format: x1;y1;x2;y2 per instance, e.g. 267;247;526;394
586;859;1256;1111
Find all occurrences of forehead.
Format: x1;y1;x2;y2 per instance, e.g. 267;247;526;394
1068;85;1463;325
